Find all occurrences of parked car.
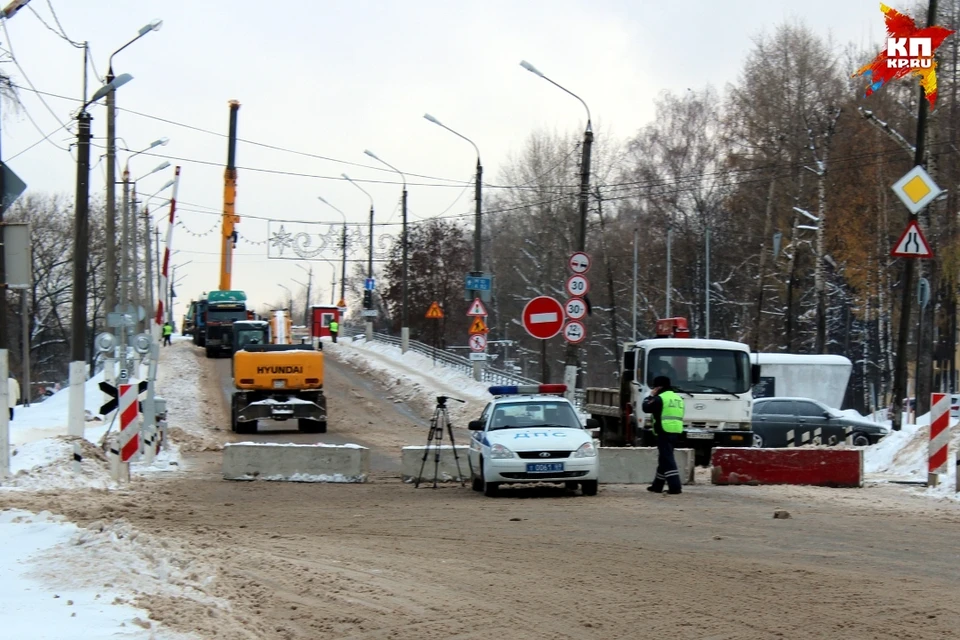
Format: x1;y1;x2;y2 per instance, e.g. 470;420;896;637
751;397;889;448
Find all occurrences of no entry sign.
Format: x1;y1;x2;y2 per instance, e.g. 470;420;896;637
522;296;564;340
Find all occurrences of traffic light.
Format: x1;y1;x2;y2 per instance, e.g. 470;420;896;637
363;290;372;309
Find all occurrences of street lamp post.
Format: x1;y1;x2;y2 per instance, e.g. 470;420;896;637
277;283;293;316
169;261;192;325
105;18;162;324
423;113;483;380
343;173;375;342
68;72;133;438
364;150;409;353
295;263;313;326
521;59;593;399
136;168;171;329
317;196;348;309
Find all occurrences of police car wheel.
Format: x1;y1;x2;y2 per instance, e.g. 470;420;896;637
581;480;598;496
471;474;483;492
565;481;579;491
481;461;499;497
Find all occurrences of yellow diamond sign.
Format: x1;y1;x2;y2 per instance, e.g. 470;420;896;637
892;166;941;214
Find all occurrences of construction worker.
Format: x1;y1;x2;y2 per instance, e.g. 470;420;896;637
641;375;684;494
162;322;174;346
7;375;19;420
329;318;339;343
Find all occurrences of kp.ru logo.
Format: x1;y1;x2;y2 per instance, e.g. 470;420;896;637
853;4;955;108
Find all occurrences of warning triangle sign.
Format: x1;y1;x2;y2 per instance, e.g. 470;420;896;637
891;220;934;258
469;316;489;335
466;297;488;317
425;301;444;319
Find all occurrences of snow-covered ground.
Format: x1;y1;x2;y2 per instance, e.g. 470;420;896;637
1;335;221;639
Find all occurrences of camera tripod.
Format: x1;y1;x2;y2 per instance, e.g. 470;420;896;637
415;395;470;488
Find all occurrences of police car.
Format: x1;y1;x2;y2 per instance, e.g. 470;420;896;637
468;384;599;497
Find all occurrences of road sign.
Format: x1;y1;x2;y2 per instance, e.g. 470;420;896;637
564;297;587;320
364;278;376;291
469;334;487;352
891;219;933;258
467;297;488;317
425;301;444;319
465;273;492;291
469;316;489;335
568;251;591;274
1;163;26;214
563;320;587;344
106;312;136;328
565;274;589;298
522;296;564;340
337;298;346;308
469;352;488;361
361;309;378;318
99;380;147;415
892;165;942;214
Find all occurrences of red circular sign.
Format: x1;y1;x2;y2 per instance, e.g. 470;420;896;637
563;320;586;344
564;297;587;320
522;296;564;340
566;274;589;298
569;251;591;274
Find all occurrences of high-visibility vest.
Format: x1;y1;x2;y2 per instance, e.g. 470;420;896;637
659;389;684;433
162;325;173;336
329;321;339;332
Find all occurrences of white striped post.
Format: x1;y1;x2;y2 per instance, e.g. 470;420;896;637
929;393;950;487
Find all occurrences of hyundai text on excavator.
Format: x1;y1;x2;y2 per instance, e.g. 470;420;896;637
229;320;327;434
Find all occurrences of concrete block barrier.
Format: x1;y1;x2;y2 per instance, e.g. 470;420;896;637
598;447;694;484
223;442;369;482
711;447;862;487
401;445;472;482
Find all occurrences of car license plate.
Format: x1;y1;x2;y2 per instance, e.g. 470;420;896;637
273;380;285;389
273;406;294;415
526;462;564;473
685;431;714;440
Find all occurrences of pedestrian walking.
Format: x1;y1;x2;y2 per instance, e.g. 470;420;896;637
641;375;684;494
7;375;20;421
329;319;339;343
162;322;174;346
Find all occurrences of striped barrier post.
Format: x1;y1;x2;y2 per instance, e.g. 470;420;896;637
118;383;140;480
929;393;950;487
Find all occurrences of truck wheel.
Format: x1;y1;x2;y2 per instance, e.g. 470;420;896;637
205;347;214;358
236;420;258;435
581;480;599;496
230;402;238;433
298;418;327;434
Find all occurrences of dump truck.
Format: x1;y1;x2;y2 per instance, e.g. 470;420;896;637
584;317;758;466
182;300;197;337
230;321;327;435
202;290;249;358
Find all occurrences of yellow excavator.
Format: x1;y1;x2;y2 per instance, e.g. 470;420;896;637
230;320;327;434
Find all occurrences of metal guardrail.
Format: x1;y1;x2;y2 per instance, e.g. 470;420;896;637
343;327;586;408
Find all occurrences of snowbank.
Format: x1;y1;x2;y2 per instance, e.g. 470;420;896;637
0;509;210;639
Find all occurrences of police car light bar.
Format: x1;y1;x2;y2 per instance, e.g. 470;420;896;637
488;384;568;396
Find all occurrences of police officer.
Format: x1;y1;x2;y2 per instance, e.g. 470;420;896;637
329;318;339;343
162;322;174;346
641;375;684;494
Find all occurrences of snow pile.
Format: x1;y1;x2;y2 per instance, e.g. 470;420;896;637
0;509;211;640
330;338;493;424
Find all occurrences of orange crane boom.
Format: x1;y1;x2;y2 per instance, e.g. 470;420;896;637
220;100;241;290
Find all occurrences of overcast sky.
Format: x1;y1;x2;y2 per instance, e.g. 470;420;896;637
2;0;881;322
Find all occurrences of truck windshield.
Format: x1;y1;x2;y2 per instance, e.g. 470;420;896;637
208;310;248;322
489;401;581;430
647;348;751;395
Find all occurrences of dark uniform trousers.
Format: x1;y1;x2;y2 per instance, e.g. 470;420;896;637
652;431;682;492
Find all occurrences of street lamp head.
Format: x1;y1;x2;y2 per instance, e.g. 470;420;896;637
149;137;170;149
158;179;175;191
342;172;351;181
139;19;163;36
153;161;171;173
520;60;544;77
423;113;441;125
317;195;330;206
89;73;133;104
363;149;379;161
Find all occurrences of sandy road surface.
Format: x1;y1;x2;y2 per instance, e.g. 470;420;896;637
4;343;960;639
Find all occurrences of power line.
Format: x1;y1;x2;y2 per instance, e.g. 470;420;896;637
27;1;84;48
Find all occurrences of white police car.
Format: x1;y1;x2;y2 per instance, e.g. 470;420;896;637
468;384;599;497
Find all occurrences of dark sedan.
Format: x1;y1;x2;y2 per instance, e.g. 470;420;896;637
751;397;890;448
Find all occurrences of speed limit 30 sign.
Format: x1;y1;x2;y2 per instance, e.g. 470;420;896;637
564;297;586;320
565;274;589;298
563;320;586;344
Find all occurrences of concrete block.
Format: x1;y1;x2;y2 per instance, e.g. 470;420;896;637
711;448;862;488
598;447;694;484
223;442;369;482
401;445;472;482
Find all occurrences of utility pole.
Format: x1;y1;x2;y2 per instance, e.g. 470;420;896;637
340;222;347;306
105;69;117;328
305;266;312;326
68;110;93;437
131;183;140;331
892;0;938;431
665;227;672;316
342;173;375;341
632;228;638;342
143;207;154;329
401;187;408;352
705;227;711;339
121;168;130;312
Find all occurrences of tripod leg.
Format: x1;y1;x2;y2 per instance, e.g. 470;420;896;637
445;409;467;487
416;410;440;488
432;411;443;489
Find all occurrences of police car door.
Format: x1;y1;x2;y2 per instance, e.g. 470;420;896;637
469;403;492;469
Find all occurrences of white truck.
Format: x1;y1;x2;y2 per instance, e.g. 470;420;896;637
584;318;758;466
752;353;852;409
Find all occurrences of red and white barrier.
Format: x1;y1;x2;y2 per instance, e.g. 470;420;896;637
928;393;950;487
155;166;181;327
118;383;140;464
711;448;863;487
